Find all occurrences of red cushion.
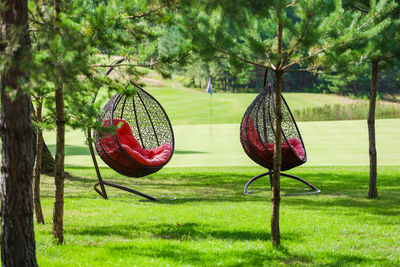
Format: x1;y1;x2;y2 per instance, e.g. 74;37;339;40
98;119;173;167
243;117;305;163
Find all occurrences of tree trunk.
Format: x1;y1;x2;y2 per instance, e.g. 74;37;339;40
368;61;378;199
52;0;65;244
33;98;45;224
0;0;38;266
32;127;56;174
271;18;283;247
53;84;65;244
40;138;55;174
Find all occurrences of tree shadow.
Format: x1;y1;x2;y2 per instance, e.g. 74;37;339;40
106;243;312;266
67;222;306;243
59;166;400;208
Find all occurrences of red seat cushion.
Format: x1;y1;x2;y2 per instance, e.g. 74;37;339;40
243;117;305;166
98;119;173;167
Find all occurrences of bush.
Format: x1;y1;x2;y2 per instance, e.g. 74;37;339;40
293;101;400;121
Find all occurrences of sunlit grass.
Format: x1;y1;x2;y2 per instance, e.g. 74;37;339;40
43;119;400;168
94;69;400;125
35;166;400;266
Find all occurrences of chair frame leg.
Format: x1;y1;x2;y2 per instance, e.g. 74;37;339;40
87;129;159;201
244;169;320;196
93;181;159;201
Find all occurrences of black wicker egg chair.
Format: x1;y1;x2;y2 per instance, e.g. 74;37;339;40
87;59;174;201
240;76;320;196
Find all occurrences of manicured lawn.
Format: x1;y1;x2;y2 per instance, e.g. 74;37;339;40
35;69;400;266
145;82;359;125
43;118;400;167
35;166;400;266
97;69;387;125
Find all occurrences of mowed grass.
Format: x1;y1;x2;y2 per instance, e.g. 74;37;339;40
98;69;386;125
128;71;400;125
34;68;400;266
35;166;400;266
43;118;400;167
140;77;369;125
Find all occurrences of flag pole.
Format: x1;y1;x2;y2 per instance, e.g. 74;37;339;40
206;77;213;137
210;93;212;137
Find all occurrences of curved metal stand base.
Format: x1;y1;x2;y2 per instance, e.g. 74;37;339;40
244;170;320;196
94;181;159;201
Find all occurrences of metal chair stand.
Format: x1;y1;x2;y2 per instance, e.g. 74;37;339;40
87;58;175;202
244;170;320;196
88;129;162;201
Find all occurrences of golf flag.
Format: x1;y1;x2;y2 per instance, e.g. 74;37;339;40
206;78;213;95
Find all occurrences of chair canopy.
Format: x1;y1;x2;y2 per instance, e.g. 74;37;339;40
240;82;306;171
94;87;174;177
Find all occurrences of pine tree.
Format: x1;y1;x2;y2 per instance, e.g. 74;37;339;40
0;0;38;265
28;0;185;244
179;0;343;246
323;0;400;199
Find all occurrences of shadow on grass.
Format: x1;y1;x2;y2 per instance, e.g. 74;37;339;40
319;252;384;266
106;243;313;266
66;222;313;246
67;222;276;241
60;166;400;212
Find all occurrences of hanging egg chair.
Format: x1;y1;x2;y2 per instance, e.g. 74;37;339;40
240;78;320;196
88;58;174;201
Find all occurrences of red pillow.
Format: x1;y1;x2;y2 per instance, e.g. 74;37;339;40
243;117;305;161
98;119;173;167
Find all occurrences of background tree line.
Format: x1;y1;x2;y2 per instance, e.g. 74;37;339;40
156;11;400;100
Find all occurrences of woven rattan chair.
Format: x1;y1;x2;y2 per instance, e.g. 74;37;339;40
88;59;174;201
240;79;320;196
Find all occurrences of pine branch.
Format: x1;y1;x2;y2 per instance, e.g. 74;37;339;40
283;4;313;66
265;52;277;70
92;62;158;68
282;49;325;70
190;25;267;68
28;9;46;26
284;66;319;72
33;0;45;21
349;4;369;14
123;3;177;20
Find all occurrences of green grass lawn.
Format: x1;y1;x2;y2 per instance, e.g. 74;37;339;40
98;69;392;125
44;118;400;168
145;81;358;125
34;68;400;266
35;166;400;266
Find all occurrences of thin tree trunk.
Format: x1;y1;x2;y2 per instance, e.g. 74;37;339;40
33;98;45;224
368;61;378;199
40;138;55;174
32;128;55;174
52;0;65;244
52;82;65;244
0;0;38;265
271;18;283;247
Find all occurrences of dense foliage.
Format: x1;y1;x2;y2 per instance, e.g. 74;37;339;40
164;1;400;98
